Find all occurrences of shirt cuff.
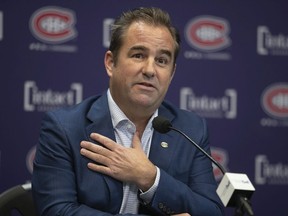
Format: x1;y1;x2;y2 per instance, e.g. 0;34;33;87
139;166;160;204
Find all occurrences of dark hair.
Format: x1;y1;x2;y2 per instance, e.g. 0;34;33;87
109;7;181;64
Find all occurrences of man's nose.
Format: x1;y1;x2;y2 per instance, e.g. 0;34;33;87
142;58;156;78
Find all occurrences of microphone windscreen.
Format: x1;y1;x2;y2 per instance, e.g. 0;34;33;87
152;116;172;133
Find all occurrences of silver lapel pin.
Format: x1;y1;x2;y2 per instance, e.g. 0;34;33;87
160;142;169;148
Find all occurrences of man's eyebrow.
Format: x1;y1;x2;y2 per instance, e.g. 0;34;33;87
129;46;173;57
129;45;148;52
159;49;172;58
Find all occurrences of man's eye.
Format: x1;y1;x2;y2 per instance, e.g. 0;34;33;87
157;57;168;65
133;53;143;58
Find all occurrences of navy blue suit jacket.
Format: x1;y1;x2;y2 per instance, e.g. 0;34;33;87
32;93;224;216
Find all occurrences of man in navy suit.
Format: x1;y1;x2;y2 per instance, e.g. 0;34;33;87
32;7;224;216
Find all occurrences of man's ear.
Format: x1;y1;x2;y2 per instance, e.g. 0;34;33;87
104;50;114;77
170;63;176;81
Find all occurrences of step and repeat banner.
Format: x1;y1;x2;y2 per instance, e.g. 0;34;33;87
1;0;288;215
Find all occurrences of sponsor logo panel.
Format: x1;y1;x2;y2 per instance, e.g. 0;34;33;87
184;15;231;60
180;87;237;119
23;80;83;112
255;155;288;185
29;6;78;53
260;83;288;127
257;26;288;56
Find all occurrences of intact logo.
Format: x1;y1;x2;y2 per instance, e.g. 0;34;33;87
261;83;288;119
255;155;288;185
257;26;288;56
185;15;231;52
23;81;83;112
30;6;77;44
103;18;115;48
180;87;237;119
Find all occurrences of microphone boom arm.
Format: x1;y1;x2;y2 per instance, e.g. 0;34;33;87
170;126;254;216
170;126;227;175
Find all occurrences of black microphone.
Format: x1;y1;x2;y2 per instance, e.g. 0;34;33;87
152;116;255;216
152;115;173;133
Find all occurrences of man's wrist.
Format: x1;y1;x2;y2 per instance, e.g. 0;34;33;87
139;166;160;204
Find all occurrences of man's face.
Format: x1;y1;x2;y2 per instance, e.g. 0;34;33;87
105;21;176;115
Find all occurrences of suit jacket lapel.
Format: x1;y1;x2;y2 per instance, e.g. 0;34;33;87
85;94;123;213
86;94;115;140
149;105;177;172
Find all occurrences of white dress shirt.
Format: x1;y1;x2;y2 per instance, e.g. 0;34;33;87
107;89;160;214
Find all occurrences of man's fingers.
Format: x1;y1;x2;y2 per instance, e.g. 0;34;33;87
90;133;116;150
87;162;111;175
80;141;109;156
80;145;110;165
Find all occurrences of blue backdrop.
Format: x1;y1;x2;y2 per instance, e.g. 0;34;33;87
1;1;288;215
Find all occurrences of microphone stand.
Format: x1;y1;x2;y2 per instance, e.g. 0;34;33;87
234;195;254;216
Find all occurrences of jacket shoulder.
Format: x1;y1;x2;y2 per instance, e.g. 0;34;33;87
43;95;103;123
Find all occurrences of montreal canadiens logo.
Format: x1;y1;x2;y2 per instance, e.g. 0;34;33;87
262;83;288;119
211;147;228;180
30;6;77;44
185;16;231;52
